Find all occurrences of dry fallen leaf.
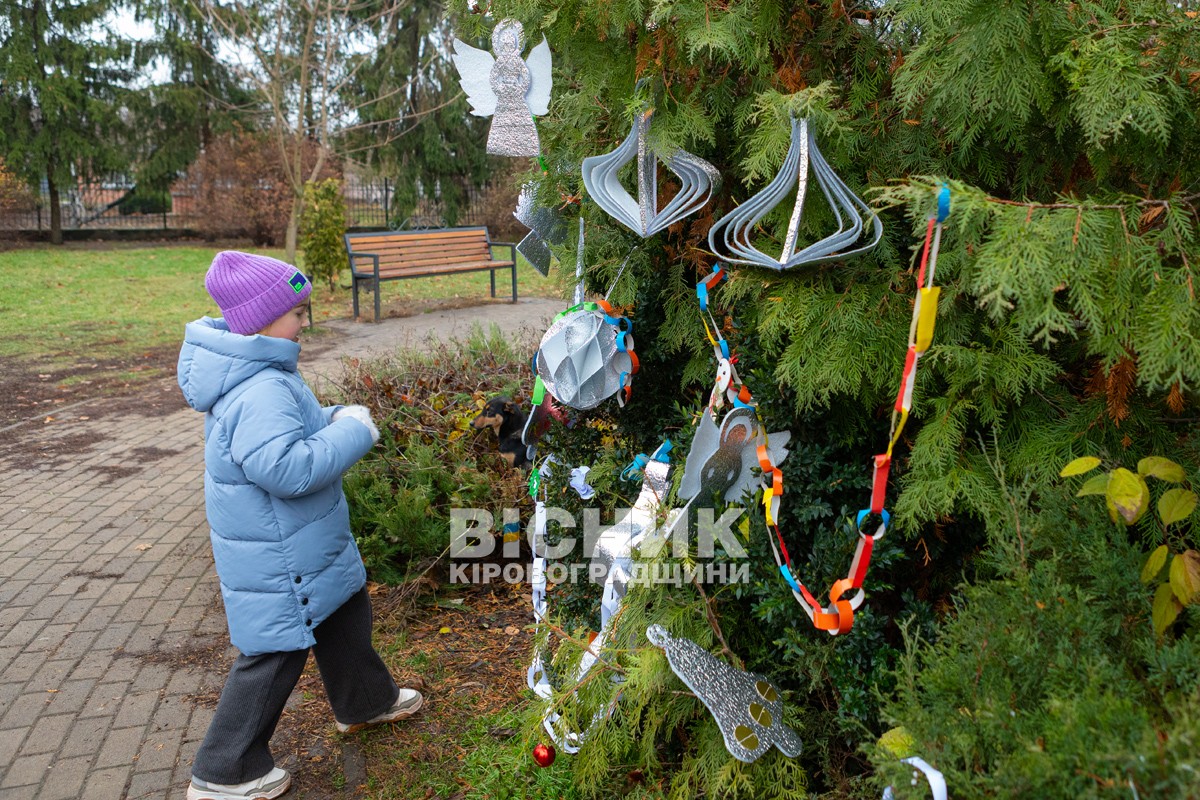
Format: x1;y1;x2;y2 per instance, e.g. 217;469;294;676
503;626;520;636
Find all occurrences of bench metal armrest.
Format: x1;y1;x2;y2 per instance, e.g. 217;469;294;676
491;241;517;263
347;251;381;277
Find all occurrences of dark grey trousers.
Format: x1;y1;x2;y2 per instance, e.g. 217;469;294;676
191;587;400;784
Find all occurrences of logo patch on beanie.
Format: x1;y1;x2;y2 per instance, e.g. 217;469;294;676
288;272;308;293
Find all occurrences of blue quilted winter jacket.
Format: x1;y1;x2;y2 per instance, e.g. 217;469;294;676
177;317;375;656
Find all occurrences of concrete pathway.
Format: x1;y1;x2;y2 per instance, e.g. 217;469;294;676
0;299;560;800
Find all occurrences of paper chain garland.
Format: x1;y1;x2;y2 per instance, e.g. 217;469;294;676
882;757;948;800
707;117;882;270
766;186;949;636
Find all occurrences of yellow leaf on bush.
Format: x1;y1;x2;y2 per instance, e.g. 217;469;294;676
1105;468;1148;525
1141;545;1168;584
1158;488;1197;527
1152;582;1182;635
878;727;916;757
1060;456;1101;477
1137;456;1186;483
1169;551;1200;605
1076;473;1108;497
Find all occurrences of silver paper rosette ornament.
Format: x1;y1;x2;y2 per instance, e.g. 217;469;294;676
535;302;637;410
581;110;720;237
707;117;882;269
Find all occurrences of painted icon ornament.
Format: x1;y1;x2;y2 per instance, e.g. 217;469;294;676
646;625;802;763
451;20;552;157
678;405;791;506
581;110;720;237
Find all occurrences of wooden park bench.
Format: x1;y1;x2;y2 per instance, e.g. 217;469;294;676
343;227;517;322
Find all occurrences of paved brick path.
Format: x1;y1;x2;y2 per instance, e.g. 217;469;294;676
0;300;558;799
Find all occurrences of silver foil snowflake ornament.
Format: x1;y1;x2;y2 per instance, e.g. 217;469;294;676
513;182;567;276
451;20;552;157
646;624;802;763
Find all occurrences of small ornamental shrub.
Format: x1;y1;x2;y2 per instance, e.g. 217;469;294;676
185;127;337;246
328;327;539;584
299;178;347;289
118;186;172;216
877;456;1200;799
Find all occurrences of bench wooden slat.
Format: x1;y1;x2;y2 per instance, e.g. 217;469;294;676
346;230;489;246
360;260;516;279
354;254;496;271
345;226;517;321
352;247;494;262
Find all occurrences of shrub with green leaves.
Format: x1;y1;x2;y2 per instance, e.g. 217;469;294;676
327;327;537;583
877;462;1200;799
1061;455;1199;636
300;178;347;290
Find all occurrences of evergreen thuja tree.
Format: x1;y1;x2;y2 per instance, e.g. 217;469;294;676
444;1;1200;797
0;0;134;243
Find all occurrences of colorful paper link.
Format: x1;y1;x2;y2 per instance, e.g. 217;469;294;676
766;185;949;636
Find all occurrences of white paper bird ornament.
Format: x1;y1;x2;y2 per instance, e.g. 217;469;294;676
451;20;552;157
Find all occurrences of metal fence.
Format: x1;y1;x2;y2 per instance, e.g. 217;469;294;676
0;174;493;233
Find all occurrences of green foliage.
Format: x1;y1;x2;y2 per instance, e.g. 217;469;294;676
299;178;347;290
878;471;1200;799
341;1;492;226
1060;454;1199;635
117;186;172;216
0;0;135;241
428;0;1200;795
330;327;536;583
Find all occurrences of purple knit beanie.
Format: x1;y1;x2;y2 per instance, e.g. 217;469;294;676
205;251;313;335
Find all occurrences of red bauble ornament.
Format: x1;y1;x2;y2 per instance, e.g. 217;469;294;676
532;742;556;767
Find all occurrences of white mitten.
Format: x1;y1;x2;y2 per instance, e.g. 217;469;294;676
332;405;380;444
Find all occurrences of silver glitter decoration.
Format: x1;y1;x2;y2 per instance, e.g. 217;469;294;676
514;182;567;276
591;458;671;589
536;308;633;410
678;406;791;504
581;110;720;237
646;625;802;763
451;20;552;158
708;117;882;270
573;216;586;305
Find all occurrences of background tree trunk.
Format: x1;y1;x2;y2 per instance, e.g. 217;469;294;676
46;171;62;245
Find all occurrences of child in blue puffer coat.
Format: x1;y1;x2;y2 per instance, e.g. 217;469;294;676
177;251;424;800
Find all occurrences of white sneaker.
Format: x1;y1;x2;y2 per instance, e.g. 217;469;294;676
186;767;291;800
335;688;424;733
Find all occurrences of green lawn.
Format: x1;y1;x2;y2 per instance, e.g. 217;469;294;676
0;242;558;365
